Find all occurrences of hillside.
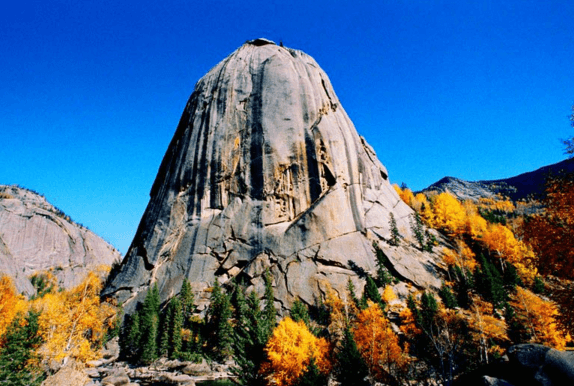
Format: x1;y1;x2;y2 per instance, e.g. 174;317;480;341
422;158;574;202
0;185;121;294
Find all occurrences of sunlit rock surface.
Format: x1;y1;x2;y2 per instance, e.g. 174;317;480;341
0;185;121;294
103;38;441;313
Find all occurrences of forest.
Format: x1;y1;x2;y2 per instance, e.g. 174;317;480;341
0;167;573;386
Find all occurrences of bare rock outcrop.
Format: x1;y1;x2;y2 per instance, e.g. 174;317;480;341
103;38;442;313
0;185;121;294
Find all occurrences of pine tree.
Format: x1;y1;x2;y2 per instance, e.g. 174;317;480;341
295;357;329;386
291;298;311;327
362;276;384;310
180;278;195;322
411;213;425;250
121;311;141;360
474;256;505;309
389;213;400;246
140;283;160;364
439;283;458;309
336;328;370;386
158;301;172;358
170;297;184;359
0;311;44;386
347;278;360;310
206;280;234;361
374;243;392;286
262;270;277;341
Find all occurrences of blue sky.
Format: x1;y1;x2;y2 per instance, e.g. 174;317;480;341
2;0;573;255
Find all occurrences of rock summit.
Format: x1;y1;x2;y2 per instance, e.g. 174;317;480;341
103;39;441;313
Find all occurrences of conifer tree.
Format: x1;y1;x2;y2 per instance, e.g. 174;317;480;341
347;278;360;310
140;283;160;364
206;280;233;360
180;278;195;321
362;276;384;311
0;311;44;386
170;297;184;359
439;283;458;309
291;299;311;328
411;213;425;250
389;213;400;246
474;256;505;309
262;270;277;341
374;243;392;286
295;357;329;386
158;302;172;358
336;328;370;386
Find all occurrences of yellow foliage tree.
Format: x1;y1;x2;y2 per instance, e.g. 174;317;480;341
0;275;27;344
261;317;331;386
353;302;409;383
32;269;117;363
466;298;508;364
430;192;467;235
509;287;570;350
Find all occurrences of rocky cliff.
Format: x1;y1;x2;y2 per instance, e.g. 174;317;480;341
0;185;121;295
103;38;442;313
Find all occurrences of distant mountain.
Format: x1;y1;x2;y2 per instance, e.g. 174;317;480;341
0;185;122;295
422;158;574;202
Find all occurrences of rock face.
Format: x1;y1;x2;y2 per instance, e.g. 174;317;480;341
0;185;121;294
103;38;442;313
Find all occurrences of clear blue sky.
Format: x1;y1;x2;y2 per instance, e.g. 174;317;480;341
2;0;573;255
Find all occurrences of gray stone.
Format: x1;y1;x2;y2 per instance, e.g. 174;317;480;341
103;39;443;314
0;185;121;293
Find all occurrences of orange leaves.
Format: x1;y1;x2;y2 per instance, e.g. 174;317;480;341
509;287;571;350
0;275;27;343
32;271;117;363
262;317;331;386
353;302;409;381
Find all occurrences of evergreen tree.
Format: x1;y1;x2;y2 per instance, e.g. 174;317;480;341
451;265;473;309
336;328;370;386
180;278;196;322
291;299;311;327
411;213;425;250
121;311;142;360
474;256;505;308
424;230;437;252
420;291;438;331
439;283;458;309
262;270;277;341
158;301;172;358
0;311;44;386
374;243;392;286
140;283;161;364
533;276;545;294
347;278;360;310
503;263;522;290
206;280;234;360
294;357;328;386
389;213;400;246
170;297;184;359
362;276;384;310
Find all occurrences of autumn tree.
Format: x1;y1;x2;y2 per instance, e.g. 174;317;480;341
32;270;117;364
507;287;570;350
0;275;27;344
522;171;574;279
261;317;331;386
353;301;409;384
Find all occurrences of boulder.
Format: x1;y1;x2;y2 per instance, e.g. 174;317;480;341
103;38;443;314
0;185;121;293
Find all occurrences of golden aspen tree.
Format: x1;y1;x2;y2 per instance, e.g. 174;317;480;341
466;298;508;364
509;287;570;350
0;275;27;344
261;317;331;386
430;192;467;235
353;302;409;383
33;269;116;363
